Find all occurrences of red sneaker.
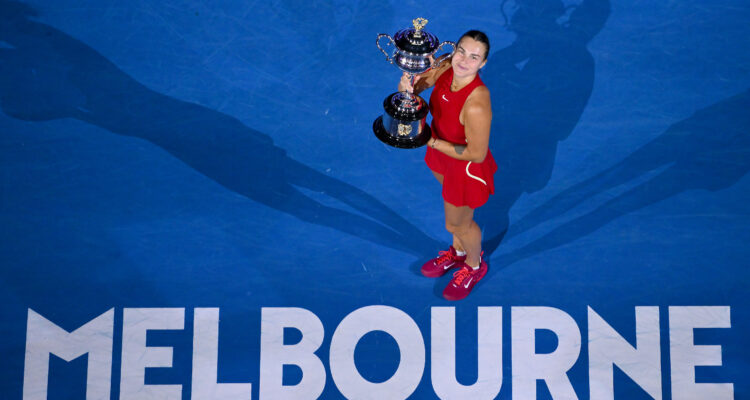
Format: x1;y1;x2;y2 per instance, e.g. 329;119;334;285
421;246;467;278
442;259;488;301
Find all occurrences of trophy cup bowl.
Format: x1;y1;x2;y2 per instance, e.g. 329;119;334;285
374;18;455;149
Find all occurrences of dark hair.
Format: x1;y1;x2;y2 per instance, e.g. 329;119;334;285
458;30;490;60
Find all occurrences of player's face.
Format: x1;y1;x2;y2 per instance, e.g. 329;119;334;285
451;37;487;79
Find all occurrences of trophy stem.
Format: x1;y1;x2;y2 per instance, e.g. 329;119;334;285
397;73;421;109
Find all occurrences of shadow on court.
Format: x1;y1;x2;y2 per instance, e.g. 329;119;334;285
0;0;439;258
488;89;750;271
478;0;611;255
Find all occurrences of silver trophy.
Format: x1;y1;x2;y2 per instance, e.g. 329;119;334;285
374;18;455;148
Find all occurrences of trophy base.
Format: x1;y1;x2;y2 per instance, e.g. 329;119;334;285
373;116;431;149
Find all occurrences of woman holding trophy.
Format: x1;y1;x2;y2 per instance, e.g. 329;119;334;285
399;30;497;300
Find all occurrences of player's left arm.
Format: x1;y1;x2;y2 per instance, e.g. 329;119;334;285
428;86;492;163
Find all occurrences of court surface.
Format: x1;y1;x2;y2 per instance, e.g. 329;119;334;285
1;0;749;398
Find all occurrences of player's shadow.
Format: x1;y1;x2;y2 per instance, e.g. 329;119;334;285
477;0;611;256
0;0;439;257
491;89;750;271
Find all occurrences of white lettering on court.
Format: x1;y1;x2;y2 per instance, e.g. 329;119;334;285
192;308;252;399
259;307;325;399
330;305;425;400
23;308;114;400
120;308;185;400
588;306;662;399
431;307;503;400
669;306;733;400
512;306;581;400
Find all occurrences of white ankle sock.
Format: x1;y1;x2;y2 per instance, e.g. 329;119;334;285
468;255;482;270
455;249;466;257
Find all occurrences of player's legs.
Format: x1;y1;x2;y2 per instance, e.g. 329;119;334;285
444;201;481;267
431;170;466;253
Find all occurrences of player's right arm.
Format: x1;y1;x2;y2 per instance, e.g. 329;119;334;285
397;57;452;95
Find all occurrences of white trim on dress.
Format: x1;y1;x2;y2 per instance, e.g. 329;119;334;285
465;162;487;186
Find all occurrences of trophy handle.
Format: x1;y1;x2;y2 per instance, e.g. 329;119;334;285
376;33;395;63
432;40;456;68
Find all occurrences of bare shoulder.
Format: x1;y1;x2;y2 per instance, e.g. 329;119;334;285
468;85;491;103
465;85;492;114
460;86;492;128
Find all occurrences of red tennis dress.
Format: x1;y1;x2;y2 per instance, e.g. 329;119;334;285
425;68;497;209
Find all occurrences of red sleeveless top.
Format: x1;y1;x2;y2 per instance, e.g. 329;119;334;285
429;68;485;144
425;68;497;209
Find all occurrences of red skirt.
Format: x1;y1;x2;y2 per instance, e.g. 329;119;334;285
425;146;498;209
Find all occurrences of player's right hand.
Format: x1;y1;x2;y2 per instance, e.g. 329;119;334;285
398;72;423;94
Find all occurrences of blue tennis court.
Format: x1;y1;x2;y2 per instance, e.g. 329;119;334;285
1;0;748;398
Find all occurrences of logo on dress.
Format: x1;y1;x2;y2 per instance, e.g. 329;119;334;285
442;94;449;102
